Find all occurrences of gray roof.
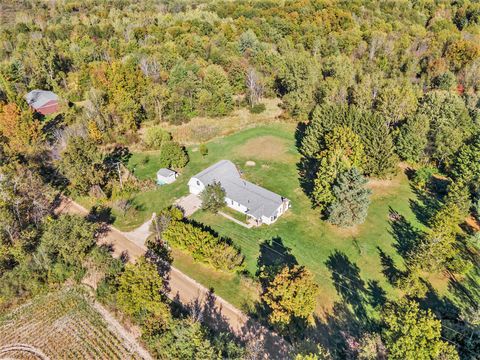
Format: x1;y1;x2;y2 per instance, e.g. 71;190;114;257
192;160;286;219
157;168;176;177
25;90;58;109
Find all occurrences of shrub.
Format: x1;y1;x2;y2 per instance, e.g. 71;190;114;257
161;216;244;271
199;144;208;157
249;103;266;114
144;126;172;150
159;141;189;169
412;166;437;189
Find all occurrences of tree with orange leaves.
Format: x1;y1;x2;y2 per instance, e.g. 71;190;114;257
0;103;41;155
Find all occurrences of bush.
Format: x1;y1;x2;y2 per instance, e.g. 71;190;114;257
144;126;172;150
249;103;266;114
199;144;208;157
159;141;189;169
412;166;437;189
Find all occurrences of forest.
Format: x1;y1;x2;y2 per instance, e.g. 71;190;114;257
0;0;479;359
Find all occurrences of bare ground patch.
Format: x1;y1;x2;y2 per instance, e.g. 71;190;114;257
234;135;292;162
326;223;361;237
367;175;402;198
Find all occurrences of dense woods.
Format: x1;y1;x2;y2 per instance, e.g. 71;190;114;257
0;0;479;359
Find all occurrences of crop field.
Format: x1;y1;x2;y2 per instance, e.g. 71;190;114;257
0;288;148;360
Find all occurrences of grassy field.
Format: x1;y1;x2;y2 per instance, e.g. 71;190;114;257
0;288;146;359
115;124;441;313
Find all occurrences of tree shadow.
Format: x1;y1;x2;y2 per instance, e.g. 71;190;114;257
377;246;404;286
87;205;115;224
325;250;369;323
388;207;423;258
408;185;442;226
296;157;318;204
367;280;387;309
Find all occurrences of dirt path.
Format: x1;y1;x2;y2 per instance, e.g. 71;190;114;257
57;198;291;358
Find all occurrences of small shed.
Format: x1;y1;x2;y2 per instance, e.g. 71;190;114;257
25;89;59;115
157;168;177;185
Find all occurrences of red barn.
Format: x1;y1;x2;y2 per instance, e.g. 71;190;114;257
25;90;59;115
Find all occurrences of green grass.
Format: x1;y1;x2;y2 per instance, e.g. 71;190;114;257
112;123;438;311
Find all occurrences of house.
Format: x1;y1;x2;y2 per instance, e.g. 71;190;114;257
188;160;290;225
157;168;177;185
25;90;59;115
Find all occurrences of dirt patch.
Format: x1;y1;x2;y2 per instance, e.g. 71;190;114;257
465;216;480;232
326;223;360;237
235;136;292;161
367;176;401;198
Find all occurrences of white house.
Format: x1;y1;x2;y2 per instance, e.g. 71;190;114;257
157;168;177;185
188;160;290;225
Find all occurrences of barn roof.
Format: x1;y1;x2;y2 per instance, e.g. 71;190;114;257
25;90;59;110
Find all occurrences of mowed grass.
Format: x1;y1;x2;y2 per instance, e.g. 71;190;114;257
119;124;435;312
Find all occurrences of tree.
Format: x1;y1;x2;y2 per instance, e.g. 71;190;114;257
382;300;459;360
39;214;97;267
246;68;263;107
199;65;233;116
0;103;41;155
416;91;474;165
448;134;480;197
117;257;170;321
158;141;188;169
396;115;430;163
262;265;318;327
410;202;462;273
311;126;366;211
57;136;106;195
144;126;172;150
327;168;371;227
277;50;318;118
200;182;226;213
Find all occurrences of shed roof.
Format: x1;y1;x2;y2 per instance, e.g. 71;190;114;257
191;160;286;219
157;168;176;178
25;90;58;109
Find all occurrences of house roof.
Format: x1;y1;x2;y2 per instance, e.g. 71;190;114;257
157;168;176;178
25;90;59;110
192;160;286;219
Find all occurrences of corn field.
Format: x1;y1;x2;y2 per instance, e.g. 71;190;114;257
0;288;148;359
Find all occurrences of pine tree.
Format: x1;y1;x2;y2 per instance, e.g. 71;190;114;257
326;168;371;227
396;114;430;163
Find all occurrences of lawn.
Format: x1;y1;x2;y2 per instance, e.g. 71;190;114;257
116;123;438;313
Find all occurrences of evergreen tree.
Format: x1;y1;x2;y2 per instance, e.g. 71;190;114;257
311;126;366;211
326;168;371;227
396;114;430;163
201;181;226;213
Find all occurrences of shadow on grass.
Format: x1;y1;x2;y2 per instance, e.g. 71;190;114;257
388;207;423;258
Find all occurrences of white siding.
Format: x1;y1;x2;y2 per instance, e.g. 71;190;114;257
188;177;205;195
225;197;248;213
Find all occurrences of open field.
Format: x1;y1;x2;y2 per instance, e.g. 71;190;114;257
0;288;149;360
108;124;446;314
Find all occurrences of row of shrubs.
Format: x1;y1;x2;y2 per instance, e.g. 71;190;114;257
152;208;245;272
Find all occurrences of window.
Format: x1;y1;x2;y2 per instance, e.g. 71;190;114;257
196;180;200;186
